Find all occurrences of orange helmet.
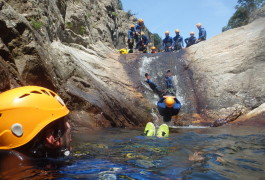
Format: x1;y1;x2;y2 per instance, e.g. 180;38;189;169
139;19;144;23
190;32;195;35
165;96;175;108
196;23;202;28
0;86;69;149
151;46;156;50
175;29;180;33
130;24;135;28
165;31;170;35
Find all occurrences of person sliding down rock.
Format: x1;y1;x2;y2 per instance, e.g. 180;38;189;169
145;73;163;96
157;96;181;122
165;69;175;94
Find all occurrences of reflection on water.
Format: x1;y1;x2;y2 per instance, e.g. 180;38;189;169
1;126;265;179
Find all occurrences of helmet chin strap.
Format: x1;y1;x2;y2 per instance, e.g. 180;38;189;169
27;119;71;158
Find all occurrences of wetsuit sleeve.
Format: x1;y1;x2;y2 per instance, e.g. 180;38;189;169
144;36;149;45
146;79;157;91
174;98;181;109
181;36;184;47
185;38;189;44
157;99;166;116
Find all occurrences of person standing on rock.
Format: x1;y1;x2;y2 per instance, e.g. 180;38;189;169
157;96;181;122
162;31;174;52
195;23;207;43
138;32;149;53
173;29;184;51
134;19;145;49
185;32;197;47
127;24;136;53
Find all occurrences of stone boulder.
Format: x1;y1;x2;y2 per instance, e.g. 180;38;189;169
0;0;153;132
184;16;265;124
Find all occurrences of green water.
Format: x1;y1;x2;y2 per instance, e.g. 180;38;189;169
1;125;265;179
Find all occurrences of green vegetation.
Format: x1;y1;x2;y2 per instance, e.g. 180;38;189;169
30;18;44;30
223;0;265;31
117;0;123;10
66;22;73;29
111;11;118;17
86;12;92;18
80;25;85;35
153;33;162;49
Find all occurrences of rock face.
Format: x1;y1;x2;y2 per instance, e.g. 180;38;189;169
184;15;265;124
1;0;264;129
0;0;153;132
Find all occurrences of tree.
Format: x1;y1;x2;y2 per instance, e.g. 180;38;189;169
153;33;162;50
117;0;123;10
222;0;265;32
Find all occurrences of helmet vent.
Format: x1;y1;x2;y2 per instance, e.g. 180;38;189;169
30;91;42;94
41;90;50;96
19;94;30;98
49;91;56;97
0;113;2;118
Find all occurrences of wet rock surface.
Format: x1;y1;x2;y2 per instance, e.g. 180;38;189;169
184;16;265;125
0;0;152;132
0;0;264;129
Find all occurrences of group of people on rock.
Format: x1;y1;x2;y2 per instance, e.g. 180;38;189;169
145;70;181;122
127;19;207;53
127;19;149;53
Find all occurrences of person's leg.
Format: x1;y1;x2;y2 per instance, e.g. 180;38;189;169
163;116;172;122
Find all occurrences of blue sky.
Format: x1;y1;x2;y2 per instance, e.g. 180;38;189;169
121;0;238;39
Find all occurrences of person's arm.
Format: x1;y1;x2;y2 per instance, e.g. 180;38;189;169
144;36;149;45
174;98;181;109
185;38;189;45
128;30;131;39
134;24;138;32
172;37;176;47
170;37;174;47
181;36;184;47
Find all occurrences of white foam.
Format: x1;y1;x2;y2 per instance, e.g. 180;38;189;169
169;125;209;129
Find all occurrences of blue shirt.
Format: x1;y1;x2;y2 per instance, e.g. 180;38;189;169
198;27;207;40
162;36;173;48
185;36;197;46
173;34;184;47
165;76;174;89
134;23;143;33
157;97;181;116
127;28;135;39
140;35;149;45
